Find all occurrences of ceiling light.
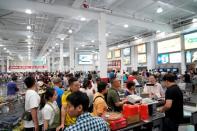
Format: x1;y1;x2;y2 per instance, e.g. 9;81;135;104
91;40;95;43
76;48;78;50
80;17;86;21
68;29;73;34
6;50;9;53
27;35;31;38
105;33;109;37
25;9;32;14
55;43;59;46
0;45;3;47
157;7;163;13
124;24;129;28
52;46;55;49
156;30;161;33
3;48;6;50
60;37;64;41
49;49;52;52
28;42;31;45
192;18;197;23
134;37;138;40
82;44;85;47
27;25;31;30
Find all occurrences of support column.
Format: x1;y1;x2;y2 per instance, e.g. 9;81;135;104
98;13;107;77
59;42;64;72
69;36;75;73
51;55;55;72
181;36;186;74
47;56;50;72
6;57;9;72
131;45;138;71
2;57;5;72
147;41;156;70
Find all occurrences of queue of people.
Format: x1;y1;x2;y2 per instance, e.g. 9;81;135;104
2;69;196;131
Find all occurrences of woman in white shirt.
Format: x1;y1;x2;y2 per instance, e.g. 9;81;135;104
143;75;164;98
42;88;60;131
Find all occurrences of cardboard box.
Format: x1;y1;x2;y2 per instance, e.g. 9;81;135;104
126;114;140;124
109;117;127;130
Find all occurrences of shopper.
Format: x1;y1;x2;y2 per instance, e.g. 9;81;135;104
159;73;183;131
23;76;43;131
7;75;19;96
80;79;95;111
43;88;60;131
125;81;136;96
64;91;109;131
92;82;108;117
57;77;80;130
143;75;165;98
107;78;127;112
53;77;64;109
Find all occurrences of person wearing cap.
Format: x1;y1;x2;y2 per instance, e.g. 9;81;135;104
53;77;64;109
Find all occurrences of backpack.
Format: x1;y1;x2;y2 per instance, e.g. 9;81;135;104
88;96;104;112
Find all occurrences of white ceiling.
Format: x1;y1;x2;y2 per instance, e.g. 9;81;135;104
0;0;196;60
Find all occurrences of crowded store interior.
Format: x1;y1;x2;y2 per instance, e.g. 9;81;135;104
0;0;197;131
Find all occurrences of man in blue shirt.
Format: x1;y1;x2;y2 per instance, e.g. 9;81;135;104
53;77;64;109
7;75;19;96
64;91;109;131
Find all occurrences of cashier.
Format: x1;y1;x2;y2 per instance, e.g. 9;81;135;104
107;78;127;112
143;75;164;98
159;73;183;131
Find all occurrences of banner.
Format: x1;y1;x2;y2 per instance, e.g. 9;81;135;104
9;66;47;69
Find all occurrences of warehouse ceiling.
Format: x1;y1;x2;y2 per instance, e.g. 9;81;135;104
0;0;196;60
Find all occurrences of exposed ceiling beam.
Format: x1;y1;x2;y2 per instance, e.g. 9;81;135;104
0;0;172;32
72;0;84;8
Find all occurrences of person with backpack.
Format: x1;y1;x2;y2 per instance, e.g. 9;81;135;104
92;82;108;117
42;88;60;131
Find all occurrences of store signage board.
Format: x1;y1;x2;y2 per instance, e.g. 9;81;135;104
9;66;47;69
138;54;147;63
114;49;121;58
107;51;112;59
137;44;146;53
186;50;197;63
157;38;181;53
169;52;181;63
123;57;130;65
184;32;197;50
157;54;169;64
123;47;131;56
78;54;93;64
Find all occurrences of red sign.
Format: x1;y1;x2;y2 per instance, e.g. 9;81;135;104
9;66;48;69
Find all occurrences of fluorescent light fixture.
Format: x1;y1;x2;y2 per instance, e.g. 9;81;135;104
124;24;129;28
105;33;109;37
82;44;85;47
157;7;163;13
49;49;52;52
192;18;197;23
3;48;6;50
134;37;138;40
25;9;32;14
55;43;59;46
156;30;161;33
27;25;31;30
28;42;31;45
80;17;86;21
60;37;64;41
76;48;78;50
27;35;31;38
52;46;55;49
91;40;95;43
0;45;3;47
68;29;73;34
6;50;9;53
28;45;31;48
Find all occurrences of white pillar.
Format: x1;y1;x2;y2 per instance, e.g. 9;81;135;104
6;57;9;72
131;45;138;71
2;57;5;72
98;13;107;77
181;36;186;74
59;42;64;72
147;41;156;70
69;36;75;73
51;55;55;72
47;56;50;72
